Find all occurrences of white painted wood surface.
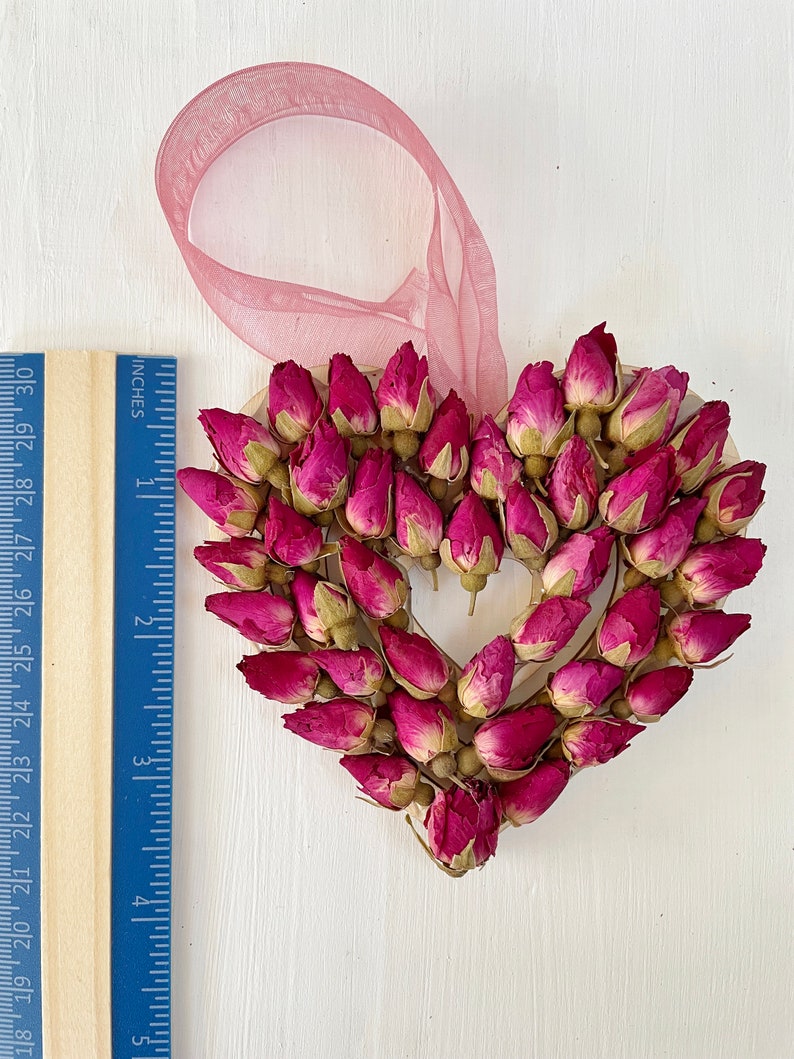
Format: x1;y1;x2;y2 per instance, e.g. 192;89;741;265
2;3;792;1057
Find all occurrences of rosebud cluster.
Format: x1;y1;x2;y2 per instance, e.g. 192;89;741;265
179;326;766;876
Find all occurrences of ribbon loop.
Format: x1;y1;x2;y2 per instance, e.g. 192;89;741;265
156;62;508;414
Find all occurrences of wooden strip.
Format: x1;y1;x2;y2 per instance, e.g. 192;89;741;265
41;350;114;1057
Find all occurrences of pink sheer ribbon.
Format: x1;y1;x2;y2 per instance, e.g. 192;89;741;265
155;62;508;415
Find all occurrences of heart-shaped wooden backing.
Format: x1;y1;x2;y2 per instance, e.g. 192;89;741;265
192;357;755;877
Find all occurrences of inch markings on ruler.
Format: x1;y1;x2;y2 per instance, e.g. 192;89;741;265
0;354;44;1059
112;356;176;1059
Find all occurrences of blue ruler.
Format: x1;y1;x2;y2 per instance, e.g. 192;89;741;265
0;354;44;1059
112;355;176;1059
0;353;176;1059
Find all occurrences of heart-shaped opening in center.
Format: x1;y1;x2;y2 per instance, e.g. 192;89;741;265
408;558;533;670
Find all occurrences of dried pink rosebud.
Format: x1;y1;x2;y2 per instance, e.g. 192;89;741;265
440;492;504;577
267;360;324;443
506;361;571;458
388;689;459;763
204;590;295;646
290;569;358;646
604;365;689;452
667;400;731;493
344;446;393;539
457;636;515;718
675;537;766;605
289;420;350;516
598;447;680;533
310;647;385;697
394;471;444;558
379;626;449;700
197;408;281;483
282;698;375;752
327;353;378;436
500;759;571;826
510;596;591;663
623;496;706;578
238;650;320;704
624;666;694;722
541;526;614;599
666;610;751;664
548;659;624;718
194;537;269;590
473;705;557;780
424;780;502;871
375;341;435;432
338;536;408;619
469;415;521;501
547;435;599;530
262;495;324;567
562;323;619;411
701;460;766;535
562;717;644;767
597;584;661;667
504;482;558;561
418;389;470;481
340;753;419;809
177;467;263;537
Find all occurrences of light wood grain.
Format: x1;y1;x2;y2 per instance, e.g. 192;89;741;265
41;351;114;1058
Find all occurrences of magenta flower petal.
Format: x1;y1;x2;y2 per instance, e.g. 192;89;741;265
504;482;558;561
599;447;680;533
624;666;694;721
547;434;599;530
675;537;766;605
440;492;504;575
548;659;625;718
344;446;393;539
193;537;269;590
198;408;281;483
457;636;515;718
379;626;449;699
597;584;661;667
263;495;324;567
289;420;350;516
562;323;619;410
282;698;375;752
500;759;571;826
394;471;444;557
204;590;295;646
541;526;614;599
605;366;689;452
177;467;263;537
562;717;644;767
418;389;470;480
340;754;419;809
506;361;568;457
424;781;502;870
268;360;324;442
623;496;706;578
667;400;730;493
388;689;458;763
338;536;408;619
375;341;435;432
238;650;320;704
473;705;557;778
469;415;521;501
328;353;378;436
666;611;751;664
310;647;385;696
510;596;591;662
701;460;766;535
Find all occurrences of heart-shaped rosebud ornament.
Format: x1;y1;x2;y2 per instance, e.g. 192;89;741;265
179;326;766;876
